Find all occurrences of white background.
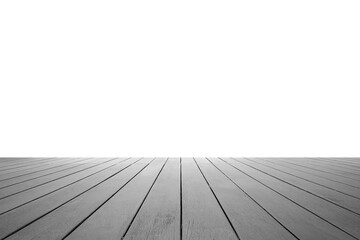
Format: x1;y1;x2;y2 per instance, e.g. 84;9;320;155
1;0;359;157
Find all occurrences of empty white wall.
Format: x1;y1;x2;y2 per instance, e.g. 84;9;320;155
1;0;359;156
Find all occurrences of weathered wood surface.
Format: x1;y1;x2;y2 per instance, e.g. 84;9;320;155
0;157;359;240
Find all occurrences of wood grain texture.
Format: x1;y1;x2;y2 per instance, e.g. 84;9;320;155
234;158;360;215
196;157;297;240
312;158;360;171
0;158;56;170
281;158;360;178
122;157;180;240
181;157;238;240
248;158;360;198
0;158;99;189
0;158;122;214
0;158;75;175
226;157;360;239
0;158;90;181
5;158;154;240
0;157;359;240
270;158;360;181
0;158;138;239
261;157;360;187
0;158;116;199
63;158;166;240
213;158;356;240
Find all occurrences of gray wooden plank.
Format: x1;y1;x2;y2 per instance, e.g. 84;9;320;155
224;157;360;239
0;158;117;199
317;158;360;166
0;157;53;166
0;158;89;180
245;158;360;199
0;157;141;239
0;158;124;214
337;158;360;164
297;158;360;175
55;158;167;240
0;158;53;168
274;158;360;180
182;157;238;240
0;158;98;189
0;158;73;175
2;156;359;240
211;157;356;240
325;158;360;164
284;158;360;169
257;157;360;189
195;157;297;240
5;158;161;240
315;158;360;170
122;157;180;240
0;158;30;165
263;158;360;186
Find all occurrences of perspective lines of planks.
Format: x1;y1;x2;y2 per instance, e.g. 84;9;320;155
0;157;359;240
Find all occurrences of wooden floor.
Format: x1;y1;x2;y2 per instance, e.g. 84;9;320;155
0;157;359;240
